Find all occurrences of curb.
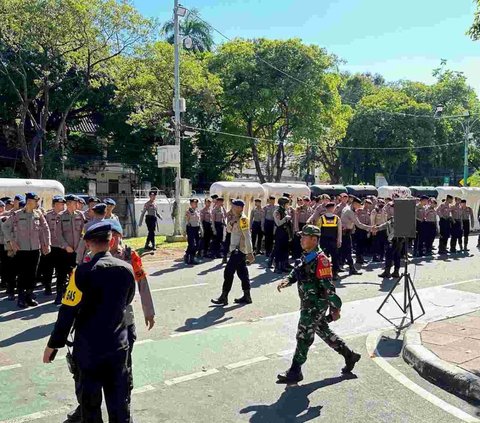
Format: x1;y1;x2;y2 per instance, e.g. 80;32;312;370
402;323;480;401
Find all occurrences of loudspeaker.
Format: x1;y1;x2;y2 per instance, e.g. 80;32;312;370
393;199;417;238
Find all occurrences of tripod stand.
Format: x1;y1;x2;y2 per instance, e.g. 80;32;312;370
377;237;425;329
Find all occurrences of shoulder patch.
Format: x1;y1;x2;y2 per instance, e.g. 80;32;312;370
62;269;83;307
239;217;249;230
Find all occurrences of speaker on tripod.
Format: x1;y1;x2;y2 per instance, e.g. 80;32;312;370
377;199;425;329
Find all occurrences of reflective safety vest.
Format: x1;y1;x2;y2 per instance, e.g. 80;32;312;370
320;215;338;239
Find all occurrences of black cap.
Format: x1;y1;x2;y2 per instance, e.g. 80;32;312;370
352;196;362;204
278;197;289;206
88;196;100;204
78;197;86;205
189;198;199;203
216;197;224;202
83;221;112;240
104;198;116;206
254;198;262;202
232;199;245;207
326;202;335;208
211;194;218;200
53;196;66;204
282;193;291;198
446;195;453;200
25;192;40;201
0;197;11;203
268;195;276;200
420;195;429;200
18;200;26;207
93;203;107;214
149;190;157;196
461;199;467;203
4;199;13;205
65;194;79;202
14;194;25;201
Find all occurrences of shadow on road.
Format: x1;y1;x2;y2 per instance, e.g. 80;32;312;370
0;297;59;322
0;322;54;347
149;262;189;277
240;375;354;422
175;304;244;333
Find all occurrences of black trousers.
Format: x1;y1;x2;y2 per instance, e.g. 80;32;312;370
354;228;368;261
222;250;250;294
273;227;289;263
251;221;263;253
439;218;451;253
78;349;130;423
186;226;200;255
340;230;354;267
56;252;77;297
202;221;213;255
0;244;16;294
16;250;40;296
424;222;437;253
263;219;275;255
320;236;339;274
372;231;387;259
450;220;463;251
145;215;156;248
385;238;405;270
211;222;224;257
41;247;65;290
462;220;471;248
414;221;427;255
223;233;231;257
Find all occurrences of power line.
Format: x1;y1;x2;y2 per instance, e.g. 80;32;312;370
185;124;465;150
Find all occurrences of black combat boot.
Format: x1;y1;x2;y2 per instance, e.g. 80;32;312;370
277;361;303;384
349;265;362;276
340;346;361;374
211;292;228;306
267;255;274;268
234;291;252;304
66;405;81;422
190;254;200;265
378;267;391;278
44;286;53;296
25;291;38;307
17;292;28;309
391;267;400;278
7;291;15;301
183;253;188;264
274;261;283;274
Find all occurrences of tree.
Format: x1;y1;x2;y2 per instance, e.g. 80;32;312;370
161;9;214;53
0;0;152;177
468;0;480;40
211;38;346;183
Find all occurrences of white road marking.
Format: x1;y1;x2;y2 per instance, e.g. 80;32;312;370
0;363;21;372
135;339;154;345
442;279;480;288
276;349;295;357
170;329;204;337
150;283;208;292
214;321;247;329
261;311;298;320
132;384;155;394
225;356;269;369
164;368;219;386
0;406;70;423
366;331;480;423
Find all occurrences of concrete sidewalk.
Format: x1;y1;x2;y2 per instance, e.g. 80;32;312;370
403;311;480;401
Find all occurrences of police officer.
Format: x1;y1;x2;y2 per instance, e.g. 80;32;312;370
273;197;293;273
184;198;202;265
460;199;474;251
139;191;163;251
334;193;349;217
353;200;371;264
85;196;100;221
56;195;85;304
378;217;403;279
42;196;67;296
306;194;329;225
317;202;342;281
370;200;388;262
450;197;463;253
262;196;276;257
211;199;255;306
250;199;264;255
211;197;226;258
414;196;428;257
43;222;135;423
276;225;360;384
200;198;213;258
2;192;51;308
424;198;438;256
0;200;7;292
85;203;107;231
223;200;236;264
104;198;119;221
292;196;311;259
437;195;453;255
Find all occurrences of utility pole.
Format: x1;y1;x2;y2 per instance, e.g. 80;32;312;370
173;0;182;236
464;112;470;187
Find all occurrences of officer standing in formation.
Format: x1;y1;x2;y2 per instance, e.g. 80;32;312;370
211;199;255;306
2;192;51;308
262;196;276;257
44;222;135;422
104;198;119;221
272;197;293;273
211;197;226;258
184;198;202;265
276;225;361;383
250;199;264;255
200;198;213;257
460;199;474;251
139;190;163;251
437;195;453;254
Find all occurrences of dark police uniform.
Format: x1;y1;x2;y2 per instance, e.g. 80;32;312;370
184;199;202;265
262;199;276;256
47;223;135;423
318;211;342;279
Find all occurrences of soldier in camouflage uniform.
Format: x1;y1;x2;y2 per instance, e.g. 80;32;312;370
276;225;361;383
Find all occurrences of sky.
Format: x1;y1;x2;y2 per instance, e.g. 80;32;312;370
133;0;480;94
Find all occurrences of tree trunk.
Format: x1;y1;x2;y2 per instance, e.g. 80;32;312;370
247;120;266;183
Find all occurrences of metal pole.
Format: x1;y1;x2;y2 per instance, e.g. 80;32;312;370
173;0;182;236
463;116;469;187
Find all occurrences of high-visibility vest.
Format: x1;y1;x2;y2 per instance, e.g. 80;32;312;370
320;215;338;238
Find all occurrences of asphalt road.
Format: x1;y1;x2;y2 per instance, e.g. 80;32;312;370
1;238;480;422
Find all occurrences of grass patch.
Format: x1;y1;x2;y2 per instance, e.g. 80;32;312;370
124;235;187;254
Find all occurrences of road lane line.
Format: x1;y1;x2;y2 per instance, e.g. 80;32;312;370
0;406;70;423
214;321;247;329
366;331;479;423
164;368;219;386
132;384;155;394
150;283;208;292
225;356;269;370
135;339;154;345
170;329;204;337
0;363;21;372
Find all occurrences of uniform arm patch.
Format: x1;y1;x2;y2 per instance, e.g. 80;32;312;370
131;250;147;282
239;217;249;231
62;269;83;307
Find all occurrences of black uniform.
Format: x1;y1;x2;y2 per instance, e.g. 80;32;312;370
47;252;135;422
319;214;340;276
